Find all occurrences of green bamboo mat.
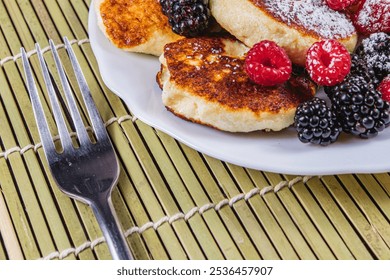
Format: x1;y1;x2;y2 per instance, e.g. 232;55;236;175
0;0;389;260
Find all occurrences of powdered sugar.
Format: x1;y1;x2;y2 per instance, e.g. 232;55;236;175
259;0;356;39
360;32;390;73
355;0;390;32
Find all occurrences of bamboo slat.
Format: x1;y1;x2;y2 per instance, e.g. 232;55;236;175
137;123;223;260
0;235;6;260
204;156;279;259
115;163;169;260
156;131;243;260
338;175;390;249
321;176;390;259
374;173;390;197
110;122;189;259
0;104;42;259
305;177;373;259
264;173;335;259
246;170;317;259
179;144;260;259
227;165;299;259
121;123;205;260
355;174;390;219
284;174;355;259
0;175;24;260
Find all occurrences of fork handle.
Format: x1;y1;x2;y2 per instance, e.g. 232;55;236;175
90;194;134;260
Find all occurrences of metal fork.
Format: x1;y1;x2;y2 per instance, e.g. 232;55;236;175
21;38;133;260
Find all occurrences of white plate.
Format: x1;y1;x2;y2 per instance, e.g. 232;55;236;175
88;6;390;175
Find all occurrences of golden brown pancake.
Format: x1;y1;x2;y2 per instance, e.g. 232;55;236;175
157;37;316;132
95;0;182;56
209;0;358;65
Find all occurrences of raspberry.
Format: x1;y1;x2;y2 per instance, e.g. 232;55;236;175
350;0;390;34
326;0;357;11
244;40;292;86
305;39;351;86
378;76;390;102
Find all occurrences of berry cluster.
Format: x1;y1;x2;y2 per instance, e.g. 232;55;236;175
244;37;354;88
326;0;389;34
159;0;210;37
296;33;390;146
159;0;390;146
327;75;390;139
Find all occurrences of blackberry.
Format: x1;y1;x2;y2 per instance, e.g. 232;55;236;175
350;54;380;86
330;75;390;138
355;32;390;87
325;54;379;96
160;0;171;15
159;0;210;37
294;98;341;146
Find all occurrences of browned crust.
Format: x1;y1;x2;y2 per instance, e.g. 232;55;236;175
156;64;164;89
162;37;316;115
99;0;174;49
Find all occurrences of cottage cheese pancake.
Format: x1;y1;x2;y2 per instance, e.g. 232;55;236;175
157;37;316;132
210;0;358;65
95;0;182;56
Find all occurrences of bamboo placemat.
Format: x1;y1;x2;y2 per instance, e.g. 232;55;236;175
0;0;389;260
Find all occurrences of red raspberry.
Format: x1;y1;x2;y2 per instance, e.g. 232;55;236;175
350;0;390;34
378;76;390;102
305;40;351;86
244;40;292;86
326;0;357;11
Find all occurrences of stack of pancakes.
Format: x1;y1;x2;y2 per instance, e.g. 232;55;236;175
95;0;358;132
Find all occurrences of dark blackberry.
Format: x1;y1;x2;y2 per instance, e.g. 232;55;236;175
350;54;380;86
355;32;390;87
160;0;210;37
325;54;379;96
330;75;390;138
160;0;171;15
294;98;341;146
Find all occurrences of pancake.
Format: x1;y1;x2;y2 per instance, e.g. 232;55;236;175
157;37;316;132
209;0;358;66
95;0;182;56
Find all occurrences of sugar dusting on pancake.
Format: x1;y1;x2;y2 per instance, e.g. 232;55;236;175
209;0;357;65
253;0;356;39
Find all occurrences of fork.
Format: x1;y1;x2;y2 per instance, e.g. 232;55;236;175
21;37;133;260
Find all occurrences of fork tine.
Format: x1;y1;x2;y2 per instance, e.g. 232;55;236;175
35;43;74;151
49;39;91;146
21;47;57;156
63;37;108;142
